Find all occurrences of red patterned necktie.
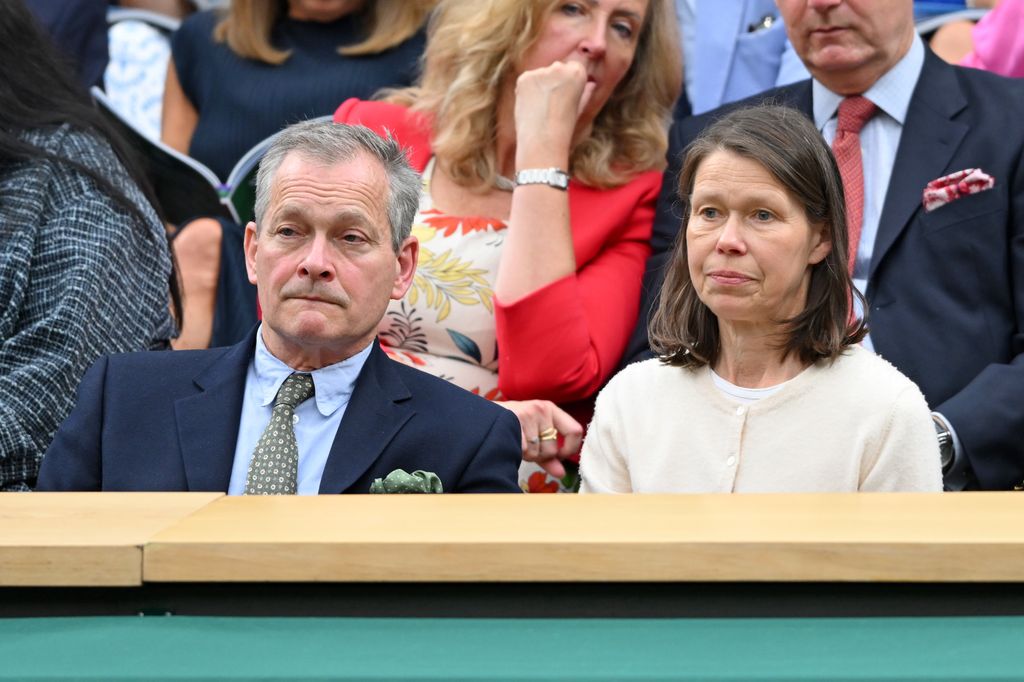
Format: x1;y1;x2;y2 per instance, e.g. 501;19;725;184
832;96;878;274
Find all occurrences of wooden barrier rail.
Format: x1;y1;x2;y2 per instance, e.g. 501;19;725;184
4;492;1024;586
0;493;220;586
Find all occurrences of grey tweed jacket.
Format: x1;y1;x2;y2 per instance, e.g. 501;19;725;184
0;125;175;490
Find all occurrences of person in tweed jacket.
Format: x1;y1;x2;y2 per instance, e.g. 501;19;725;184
0;0;178;491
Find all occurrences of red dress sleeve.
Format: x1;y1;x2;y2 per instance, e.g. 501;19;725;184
336;96;662;405
494;171;662;403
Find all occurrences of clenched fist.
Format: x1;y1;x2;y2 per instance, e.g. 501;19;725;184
514;61;597;170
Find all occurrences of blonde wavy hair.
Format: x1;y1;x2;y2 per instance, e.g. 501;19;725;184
213;0;435;65
383;0;682;190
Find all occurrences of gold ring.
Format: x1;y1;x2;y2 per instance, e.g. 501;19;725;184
539;427;559;441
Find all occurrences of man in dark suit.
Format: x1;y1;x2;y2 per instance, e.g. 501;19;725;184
623;0;1024;490
38;120;522;494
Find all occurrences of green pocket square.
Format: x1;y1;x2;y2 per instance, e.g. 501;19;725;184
369;469;444;494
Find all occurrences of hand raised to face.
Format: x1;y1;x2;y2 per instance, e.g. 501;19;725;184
510;0;647;168
514;60;596;166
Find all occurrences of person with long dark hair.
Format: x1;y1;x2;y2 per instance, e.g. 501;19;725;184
580;106;941;493
0;0;178;491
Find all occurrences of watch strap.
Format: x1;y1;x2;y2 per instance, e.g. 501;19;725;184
514;167;570;190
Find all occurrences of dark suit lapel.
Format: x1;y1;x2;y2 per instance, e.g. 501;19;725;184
786;79;814;115
870;51;969;279
318;344;414;494
755;79;813;115
174;330;256;491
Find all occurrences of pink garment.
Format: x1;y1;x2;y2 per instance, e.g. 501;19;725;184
960;0;1024;78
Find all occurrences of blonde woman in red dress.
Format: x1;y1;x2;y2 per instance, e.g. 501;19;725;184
336;0;681;491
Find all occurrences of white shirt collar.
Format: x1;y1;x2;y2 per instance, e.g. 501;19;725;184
253;324;373;416
813;33;925;129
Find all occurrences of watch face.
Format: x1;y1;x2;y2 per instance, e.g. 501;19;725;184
932;417;954;471
937;432;954;471
940;442;954;471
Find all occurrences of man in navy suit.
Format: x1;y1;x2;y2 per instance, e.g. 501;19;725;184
623;0;1024;490
38;120;522;494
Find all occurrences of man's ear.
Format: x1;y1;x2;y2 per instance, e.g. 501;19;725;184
808;221;832;265
244;221;259;285
391;235;419;300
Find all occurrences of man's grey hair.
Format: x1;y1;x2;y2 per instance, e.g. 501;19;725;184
253;119;421;252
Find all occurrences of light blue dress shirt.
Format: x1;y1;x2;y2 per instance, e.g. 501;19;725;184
227;326;373;495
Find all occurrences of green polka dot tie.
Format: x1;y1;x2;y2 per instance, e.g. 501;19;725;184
244;373;315;495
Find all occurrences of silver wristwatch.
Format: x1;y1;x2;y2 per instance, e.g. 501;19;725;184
932;414;954;474
514;167;570;191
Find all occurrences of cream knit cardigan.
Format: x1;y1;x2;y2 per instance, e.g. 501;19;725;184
580;346;942;493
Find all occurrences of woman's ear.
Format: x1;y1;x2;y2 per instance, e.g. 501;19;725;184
808;221;832;265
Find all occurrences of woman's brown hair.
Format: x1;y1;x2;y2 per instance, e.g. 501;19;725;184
213;0;435;65
649;105;867;369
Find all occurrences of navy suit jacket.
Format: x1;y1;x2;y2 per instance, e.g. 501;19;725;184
37;330;523;493
623;50;1024;490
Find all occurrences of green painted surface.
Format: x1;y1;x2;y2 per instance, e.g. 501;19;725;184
1;616;1022;680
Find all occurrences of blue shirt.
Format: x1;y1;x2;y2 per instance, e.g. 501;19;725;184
227;326;372;495
813;33;926;347
677;0;809;115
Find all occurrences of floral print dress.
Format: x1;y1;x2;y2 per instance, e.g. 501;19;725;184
377;160;575;493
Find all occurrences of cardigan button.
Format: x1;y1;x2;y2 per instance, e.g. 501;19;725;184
735;406;745;416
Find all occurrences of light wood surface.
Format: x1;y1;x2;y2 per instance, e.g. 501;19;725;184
144;493;1024;583
0;493;221;586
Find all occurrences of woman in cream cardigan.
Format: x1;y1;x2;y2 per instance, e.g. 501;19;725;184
580;106;942;493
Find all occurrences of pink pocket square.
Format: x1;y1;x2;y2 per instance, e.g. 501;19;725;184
922;168;995;213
